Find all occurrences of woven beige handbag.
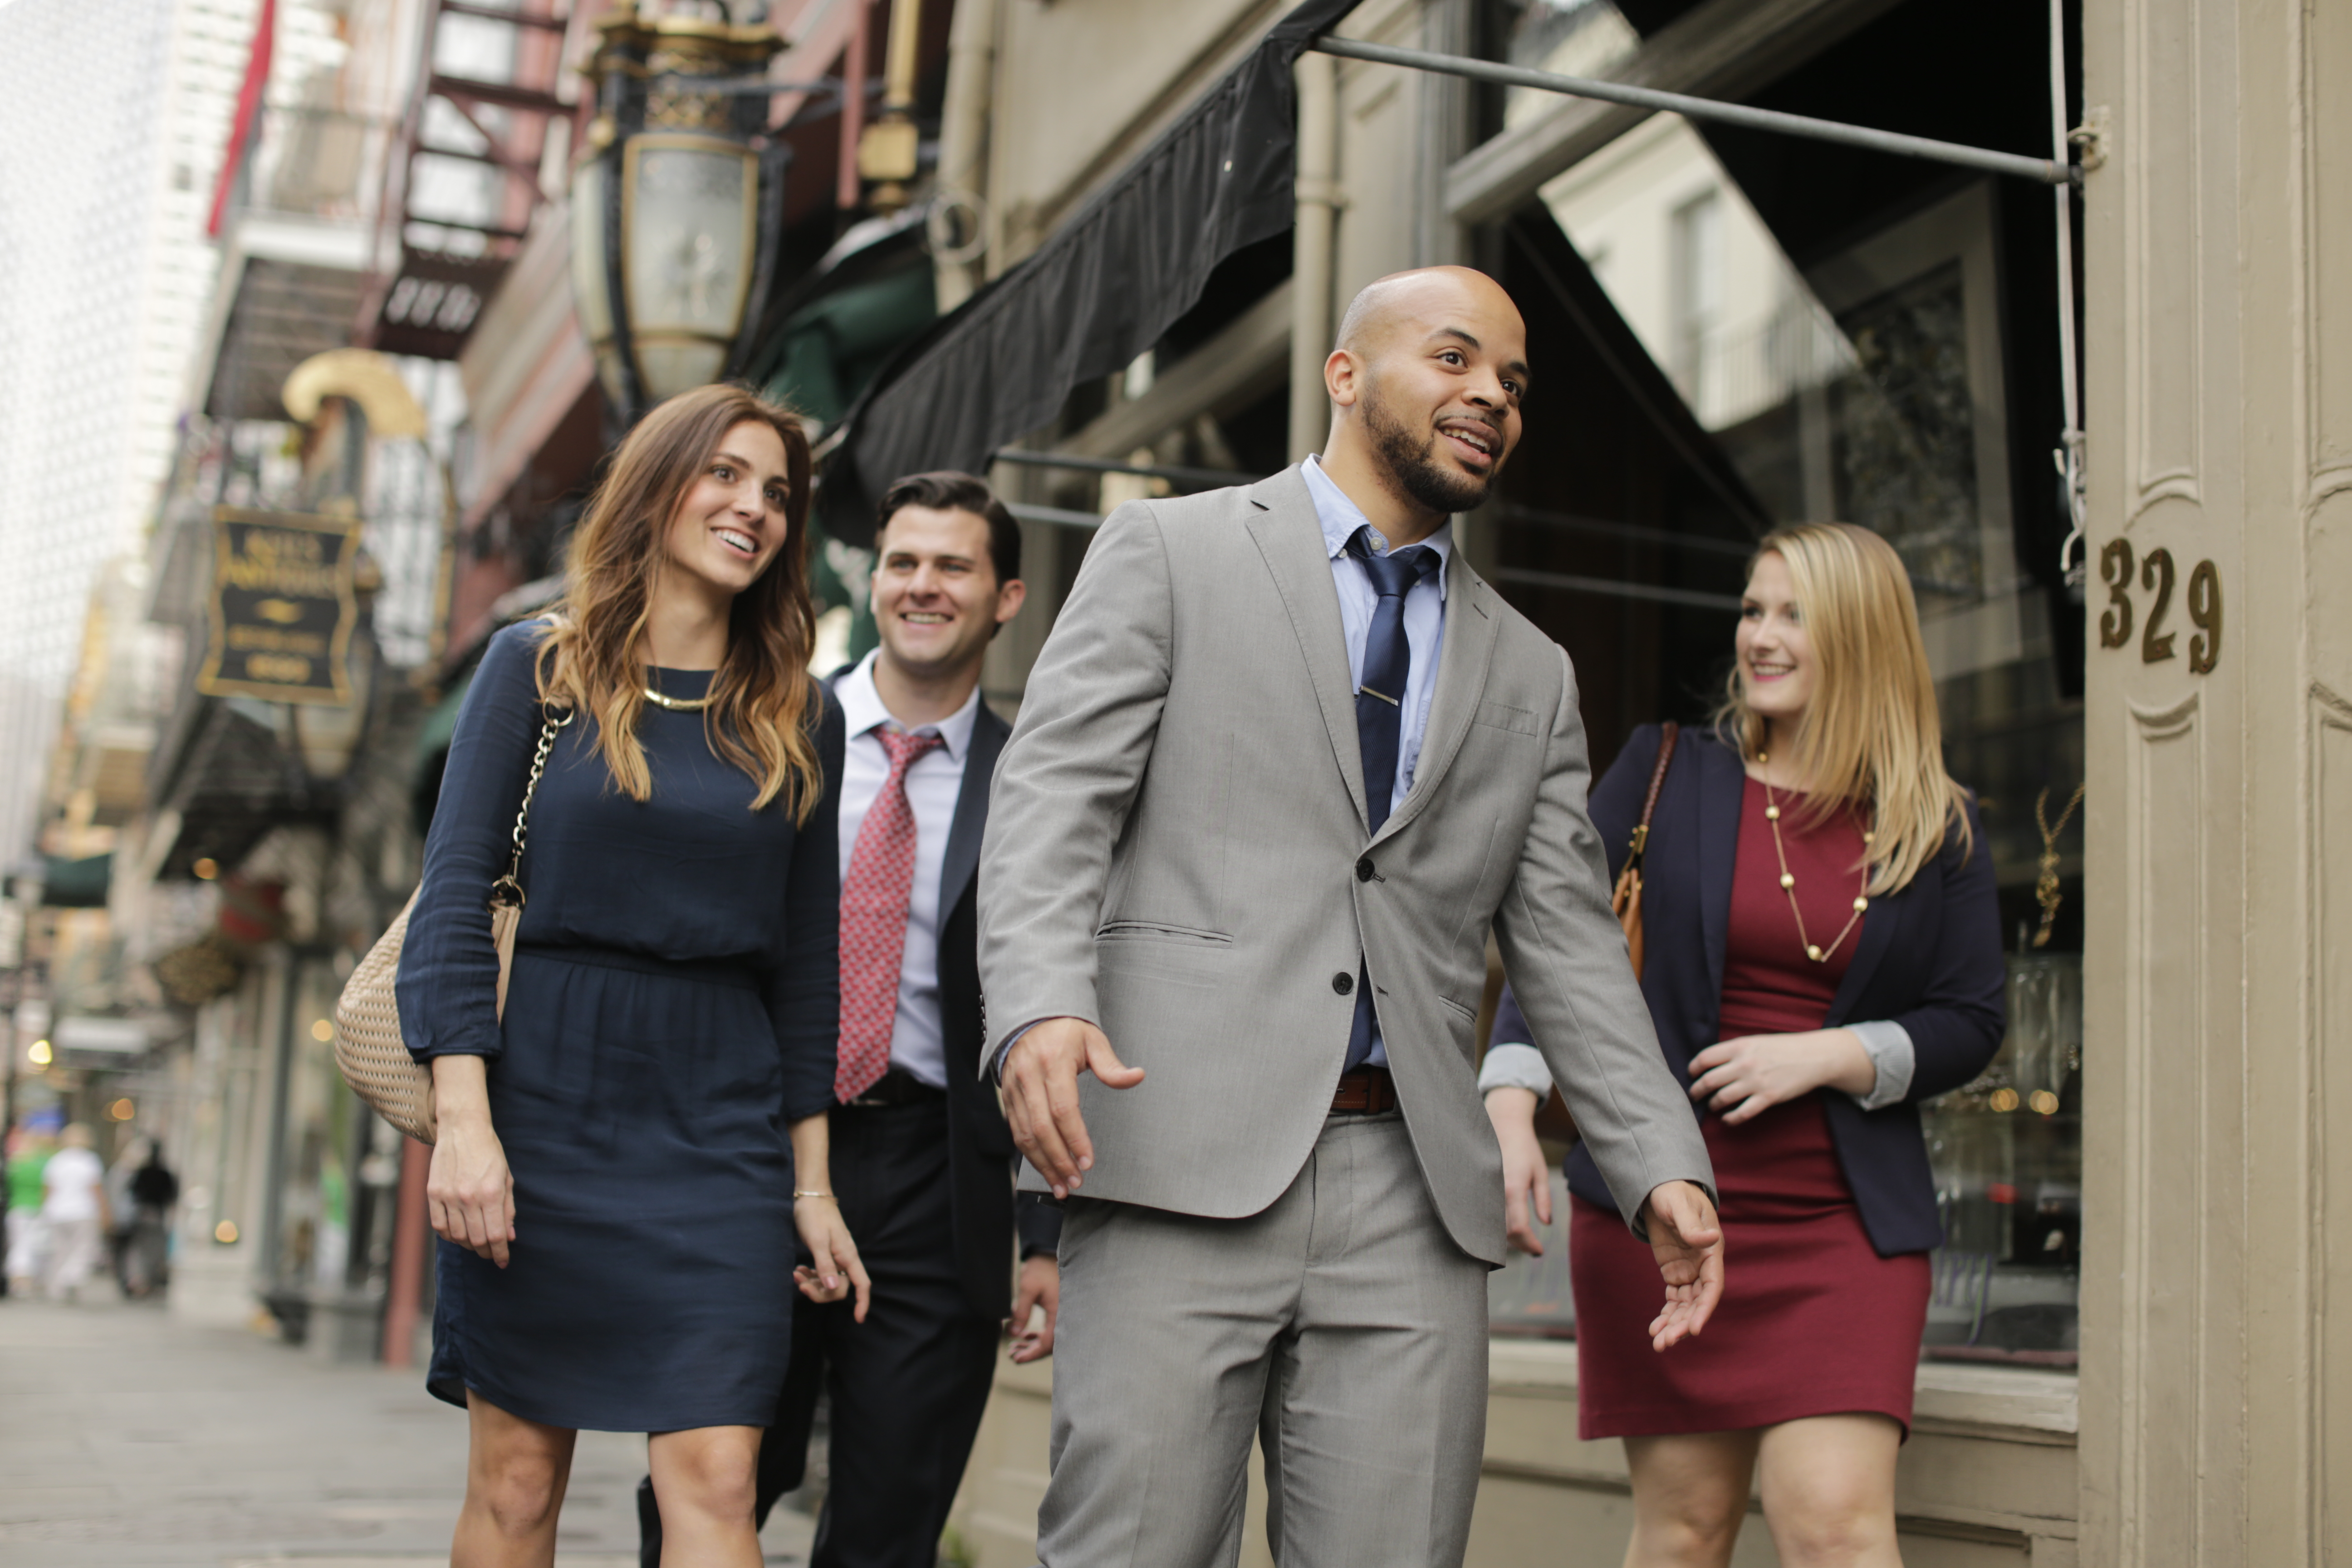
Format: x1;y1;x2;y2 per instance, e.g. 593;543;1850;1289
333;709;572;1144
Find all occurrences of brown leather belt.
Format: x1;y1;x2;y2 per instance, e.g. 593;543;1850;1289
1330;1066;1399;1116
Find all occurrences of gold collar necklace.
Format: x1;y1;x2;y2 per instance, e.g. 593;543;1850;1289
642;683;715;712
1753;750;1873;965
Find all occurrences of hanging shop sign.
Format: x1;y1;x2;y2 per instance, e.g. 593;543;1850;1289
198;508;361;704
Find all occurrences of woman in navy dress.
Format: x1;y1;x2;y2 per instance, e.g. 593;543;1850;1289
397;383;867;1567
1482;523;2004;1568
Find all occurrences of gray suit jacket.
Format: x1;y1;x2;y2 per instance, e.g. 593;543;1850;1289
978;466;1714;1265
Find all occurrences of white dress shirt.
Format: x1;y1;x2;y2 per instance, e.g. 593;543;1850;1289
837;651;982;1090
1301;455;1451;1070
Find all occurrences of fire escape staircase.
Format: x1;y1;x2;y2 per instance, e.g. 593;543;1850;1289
358;0;572;360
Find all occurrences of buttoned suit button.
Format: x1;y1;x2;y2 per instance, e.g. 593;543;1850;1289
1355;857;1375;882
1332;972;1354;995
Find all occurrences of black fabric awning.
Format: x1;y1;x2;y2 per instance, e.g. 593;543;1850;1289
818;0;1361;548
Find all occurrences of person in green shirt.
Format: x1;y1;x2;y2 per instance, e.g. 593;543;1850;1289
5;1128;55;1295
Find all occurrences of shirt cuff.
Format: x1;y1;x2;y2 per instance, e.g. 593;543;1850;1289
988;1021;1049;1085
1477;1041;1554;1098
1015;1189;1063;1259
1845;1019;1916;1111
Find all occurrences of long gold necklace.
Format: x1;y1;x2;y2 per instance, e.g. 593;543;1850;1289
2031;782;2085;948
1755;750;1872;965
642;684;715;712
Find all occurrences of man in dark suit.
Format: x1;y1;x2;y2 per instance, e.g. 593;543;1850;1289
641;470;1054;1568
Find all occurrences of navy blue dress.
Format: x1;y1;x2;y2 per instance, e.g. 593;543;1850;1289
396;622;842;1432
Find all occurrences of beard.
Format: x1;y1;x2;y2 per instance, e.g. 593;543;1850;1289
1362;379;1501;516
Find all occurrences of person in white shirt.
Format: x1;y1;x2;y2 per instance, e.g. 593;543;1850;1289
40;1124;109;1303
639;471;1049;1568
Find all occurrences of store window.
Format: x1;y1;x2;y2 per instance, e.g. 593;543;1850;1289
1480;0;2085;1367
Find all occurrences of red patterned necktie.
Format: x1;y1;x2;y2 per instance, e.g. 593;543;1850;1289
835;727;946;1102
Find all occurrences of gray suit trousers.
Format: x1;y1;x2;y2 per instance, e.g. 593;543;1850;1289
1038;1114;1490;1568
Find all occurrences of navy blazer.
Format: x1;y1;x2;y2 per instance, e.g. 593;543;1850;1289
1492;723;2005;1255
828;669;1058;1313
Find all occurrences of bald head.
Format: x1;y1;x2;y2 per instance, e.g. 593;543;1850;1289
1335;266;1526;361
1319;267;1529;527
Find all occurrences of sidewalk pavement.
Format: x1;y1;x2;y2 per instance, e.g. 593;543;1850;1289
0;1293;815;1567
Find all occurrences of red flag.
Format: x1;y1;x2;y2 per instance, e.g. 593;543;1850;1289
206;0;278;239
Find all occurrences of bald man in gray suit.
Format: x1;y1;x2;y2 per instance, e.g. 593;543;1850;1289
979;267;1724;1568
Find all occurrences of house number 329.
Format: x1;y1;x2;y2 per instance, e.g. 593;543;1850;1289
2097;540;2221;674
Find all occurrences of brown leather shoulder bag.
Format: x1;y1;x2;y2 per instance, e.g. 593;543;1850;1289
1609;721;1680;981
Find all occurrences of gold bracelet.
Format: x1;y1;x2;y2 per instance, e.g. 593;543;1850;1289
792;1189;833;1200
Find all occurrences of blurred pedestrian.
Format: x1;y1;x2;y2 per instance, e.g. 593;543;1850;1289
397;383;863;1568
5;1124;54;1295
1481;523;2006;1568
636;472;1054;1568
40;1124;109;1303
105;1135;147;1292
126;1140;179;1296
981;268;1719;1568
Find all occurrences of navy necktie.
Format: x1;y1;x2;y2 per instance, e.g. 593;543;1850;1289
1344;526;1436;1070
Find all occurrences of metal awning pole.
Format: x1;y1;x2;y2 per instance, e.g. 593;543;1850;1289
1308;35;2081;188
2049;0;2089;585
990;449;1265;490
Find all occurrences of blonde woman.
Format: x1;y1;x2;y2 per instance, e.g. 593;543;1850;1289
397;384;866;1567
1483;524;2004;1568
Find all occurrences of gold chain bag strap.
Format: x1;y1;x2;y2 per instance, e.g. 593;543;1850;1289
1610;721;1680;981
333;707;573;1144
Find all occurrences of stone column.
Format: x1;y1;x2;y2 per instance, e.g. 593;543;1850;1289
2079;0;2351;1561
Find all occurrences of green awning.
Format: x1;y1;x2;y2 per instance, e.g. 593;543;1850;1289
761;265;936;427
410;673;474;836
414;673;471;770
41;853;112;908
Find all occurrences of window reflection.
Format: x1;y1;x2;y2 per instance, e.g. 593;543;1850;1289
1482;96;2084;1366
1493;0;1641;130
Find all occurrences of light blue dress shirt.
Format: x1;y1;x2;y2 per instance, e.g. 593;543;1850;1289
1300;455;1451;810
1300;455;1451;1070
1478;1021;1916;1110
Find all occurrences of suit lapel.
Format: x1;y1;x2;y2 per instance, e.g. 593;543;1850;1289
1245;470;1369;831
1372;550;1499;848
938;702;1007;920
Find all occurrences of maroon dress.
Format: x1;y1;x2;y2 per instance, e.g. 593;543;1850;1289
1568;777;1931;1440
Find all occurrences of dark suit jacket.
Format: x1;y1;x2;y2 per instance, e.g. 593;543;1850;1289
832;670;1059;1317
1493;723;2005;1255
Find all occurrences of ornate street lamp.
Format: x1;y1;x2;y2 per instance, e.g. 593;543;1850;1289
573;5;791;424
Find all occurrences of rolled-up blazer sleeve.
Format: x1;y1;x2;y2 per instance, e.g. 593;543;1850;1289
1887;798;2006;1102
396;624;547;1062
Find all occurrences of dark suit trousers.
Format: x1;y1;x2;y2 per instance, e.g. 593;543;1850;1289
639;1095;1003;1568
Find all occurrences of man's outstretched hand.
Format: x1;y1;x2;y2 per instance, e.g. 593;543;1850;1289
1641;1180;1724;1352
1001;1017;1145;1198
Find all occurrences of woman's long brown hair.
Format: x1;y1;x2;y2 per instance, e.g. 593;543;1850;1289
532;382;823;822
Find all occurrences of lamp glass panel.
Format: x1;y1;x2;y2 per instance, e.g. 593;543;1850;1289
570;158;612;346
622;139;756;401
633;342;731;403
